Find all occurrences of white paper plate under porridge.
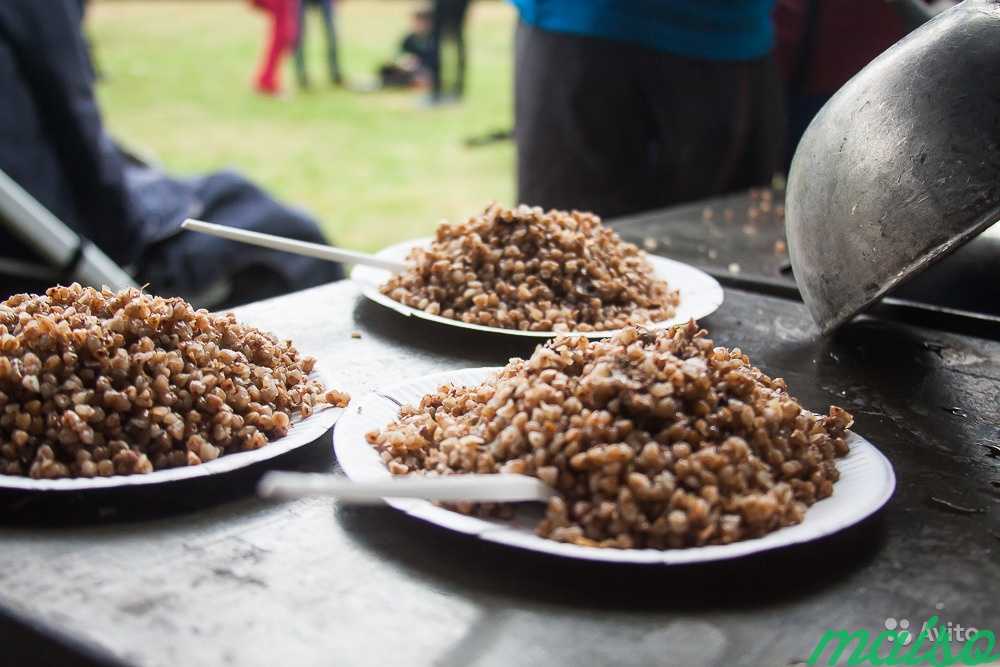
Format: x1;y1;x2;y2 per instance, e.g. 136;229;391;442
351;238;725;339
334;367;896;565
0;368;345;492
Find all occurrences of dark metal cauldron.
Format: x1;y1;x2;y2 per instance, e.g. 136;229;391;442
786;0;1000;333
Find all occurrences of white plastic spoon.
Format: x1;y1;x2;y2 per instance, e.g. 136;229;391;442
182;219;407;273
257;471;555;504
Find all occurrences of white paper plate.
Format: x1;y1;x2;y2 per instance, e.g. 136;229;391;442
334;367;896;564
351;238;724;338
0;369;346;492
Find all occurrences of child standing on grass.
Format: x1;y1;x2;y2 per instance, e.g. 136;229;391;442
251;0;297;95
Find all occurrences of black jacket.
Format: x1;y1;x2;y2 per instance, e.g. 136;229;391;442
0;0;141;265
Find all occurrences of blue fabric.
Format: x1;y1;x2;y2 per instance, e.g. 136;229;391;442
509;0;776;61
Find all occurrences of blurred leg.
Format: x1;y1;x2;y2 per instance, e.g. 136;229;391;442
319;0;342;85
431;0;465;100
430;0;445;99
294;0;309;89
453;0;471;97
255;0;283;93
273;0;298;89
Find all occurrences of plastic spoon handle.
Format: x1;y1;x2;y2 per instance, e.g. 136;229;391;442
257;471;554;504
182;219;407;273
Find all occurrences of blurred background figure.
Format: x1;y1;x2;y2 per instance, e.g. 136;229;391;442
0;0;343;306
379;8;436;90
251;0;298;95
774;0;941;169
295;0;344;90
431;0;472;103
511;0;784;218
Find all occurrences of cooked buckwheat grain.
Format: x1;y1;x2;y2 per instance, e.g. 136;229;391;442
0;285;349;479
367;324;852;549
380;204;679;332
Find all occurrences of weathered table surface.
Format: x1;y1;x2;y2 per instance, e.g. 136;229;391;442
1;275;998;667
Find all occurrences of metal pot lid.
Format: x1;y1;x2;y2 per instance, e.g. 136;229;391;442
786;0;1000;334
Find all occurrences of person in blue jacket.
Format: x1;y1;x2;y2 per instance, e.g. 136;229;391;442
510;0;784;218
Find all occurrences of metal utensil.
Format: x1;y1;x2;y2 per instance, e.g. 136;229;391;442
786;0;1000;334
0;169;137;291
181;219;407;273
257;471;555;504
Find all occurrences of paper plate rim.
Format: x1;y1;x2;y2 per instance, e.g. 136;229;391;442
0;368;346;492
334;367;897;565
351;238;725;339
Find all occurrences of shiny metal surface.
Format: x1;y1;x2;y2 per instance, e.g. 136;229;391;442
786;0;1000;333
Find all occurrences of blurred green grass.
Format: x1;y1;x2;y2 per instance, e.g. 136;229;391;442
90;0;516;252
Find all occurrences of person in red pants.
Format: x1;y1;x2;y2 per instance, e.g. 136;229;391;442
251;0;297;95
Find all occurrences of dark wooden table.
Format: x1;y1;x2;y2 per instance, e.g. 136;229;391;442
2;205;1000;667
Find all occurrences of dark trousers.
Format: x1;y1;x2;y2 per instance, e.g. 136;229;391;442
515;22;785;218
431;0;471;99
295;0;342;86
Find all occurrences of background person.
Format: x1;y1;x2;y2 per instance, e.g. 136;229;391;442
0;0;343;306
430;0;472;102
379;8;436;89
511;0;784;218
251;0;298;95
295;0;343;89
774;0;943;169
